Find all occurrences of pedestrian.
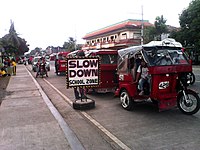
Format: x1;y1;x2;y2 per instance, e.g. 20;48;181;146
11;58;17;75
3;57;8;73
55;58;58;74
7;58;12;76
0;68;7;77
42;57;48;77
36;57;42;77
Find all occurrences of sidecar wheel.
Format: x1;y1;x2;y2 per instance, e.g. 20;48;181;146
120;89;134;110
177;90;200;115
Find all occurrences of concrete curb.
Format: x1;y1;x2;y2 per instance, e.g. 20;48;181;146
25;66;85;150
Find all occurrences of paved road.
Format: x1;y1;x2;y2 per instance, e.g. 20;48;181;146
29;63;200;150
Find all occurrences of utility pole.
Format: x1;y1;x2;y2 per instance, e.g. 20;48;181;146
74;25;77;51
127;4;144;45
141;5;144;45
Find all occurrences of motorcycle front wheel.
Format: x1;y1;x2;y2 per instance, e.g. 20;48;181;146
177;90;200;115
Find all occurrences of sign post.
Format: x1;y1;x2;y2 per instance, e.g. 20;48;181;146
66;56;100;109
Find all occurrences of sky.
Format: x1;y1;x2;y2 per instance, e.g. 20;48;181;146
0;0;192;50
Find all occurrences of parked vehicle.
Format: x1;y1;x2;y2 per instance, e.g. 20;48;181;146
87;49;118;93
68;49;118;93
115;39;200;115
32;56;50;72
45;55;50;62
28;55;34;64
55;52;70;75
50;53;56;61
16;56;25;64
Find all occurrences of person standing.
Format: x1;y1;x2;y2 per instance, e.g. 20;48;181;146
3;57;8;73
55;58;58;74
11;58;17;75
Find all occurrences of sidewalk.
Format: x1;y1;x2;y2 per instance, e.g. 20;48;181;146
193;65;200;71
0;65;83;150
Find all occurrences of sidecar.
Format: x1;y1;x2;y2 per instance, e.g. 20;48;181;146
115;39;200;114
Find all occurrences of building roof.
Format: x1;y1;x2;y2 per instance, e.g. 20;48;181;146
83;19;154;39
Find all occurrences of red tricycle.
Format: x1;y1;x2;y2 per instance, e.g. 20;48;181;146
115;41;200;115
86;49;118;93
68;49;118;93
55;52;70;75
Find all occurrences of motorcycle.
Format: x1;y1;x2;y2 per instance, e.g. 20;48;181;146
36;63;48;78
115;41;200;115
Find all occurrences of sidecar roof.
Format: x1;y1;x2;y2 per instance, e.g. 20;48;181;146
118;38;182;59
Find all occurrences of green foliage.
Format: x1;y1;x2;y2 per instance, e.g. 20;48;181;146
178;0;200;50
169;30;184;44
154;15;168;40
144;15;168;43
144;26;156;44
1;21;29;57
63;37;81;51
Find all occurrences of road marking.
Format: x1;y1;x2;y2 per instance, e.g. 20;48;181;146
44;79;73;105
43;78;131;150
81;112;131;150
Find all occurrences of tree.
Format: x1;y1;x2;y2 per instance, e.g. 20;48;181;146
63;37;81;52
2;20;29;56
154;15;168;40
143;26;156;44
143;15;168;43
179;0;200;49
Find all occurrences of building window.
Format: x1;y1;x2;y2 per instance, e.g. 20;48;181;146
121;33;127;39
133;32;141;39
110;36;114;41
